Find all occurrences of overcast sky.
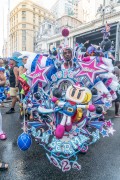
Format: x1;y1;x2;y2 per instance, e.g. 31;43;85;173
0;0;57;56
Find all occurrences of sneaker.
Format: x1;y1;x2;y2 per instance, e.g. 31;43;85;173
6;109;15;114
115;114;120;118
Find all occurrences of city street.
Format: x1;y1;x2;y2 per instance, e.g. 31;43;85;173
0;105;120;180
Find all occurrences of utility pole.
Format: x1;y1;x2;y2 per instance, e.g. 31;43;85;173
102;0;105;25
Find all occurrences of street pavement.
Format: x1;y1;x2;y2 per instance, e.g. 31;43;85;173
0;105;120;180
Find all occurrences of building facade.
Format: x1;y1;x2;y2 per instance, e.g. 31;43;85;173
35;6;120;60
35;15;82;53
51;0;80;19
2;41;8;58
9;0;54;55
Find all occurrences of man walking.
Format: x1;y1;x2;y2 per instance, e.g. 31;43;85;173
6;57;19;114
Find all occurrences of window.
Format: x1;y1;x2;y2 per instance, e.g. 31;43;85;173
22;24;26;28
33;19;35;24
22;30;26;36
33;25;35;29
22;11;26;15
22;17;26;21
22;5;26;8
48;24;51;29
33;8;35;11
22;30;26;49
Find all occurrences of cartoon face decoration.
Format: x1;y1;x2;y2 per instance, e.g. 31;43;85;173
66;85;92;104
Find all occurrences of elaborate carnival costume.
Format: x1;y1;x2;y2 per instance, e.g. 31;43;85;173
17;25;118;172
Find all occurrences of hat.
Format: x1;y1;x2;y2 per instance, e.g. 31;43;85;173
0;67;5;72
10;56;18;62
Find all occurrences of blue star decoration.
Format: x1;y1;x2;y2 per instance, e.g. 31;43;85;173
104;101;112;109
92;129;100;143
47;129;52;135
100;128;109;138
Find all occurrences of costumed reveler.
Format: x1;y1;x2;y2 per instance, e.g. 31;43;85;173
0;67;7;140
17;25;118;172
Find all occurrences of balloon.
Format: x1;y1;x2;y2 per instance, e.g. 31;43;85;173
17;133;32;151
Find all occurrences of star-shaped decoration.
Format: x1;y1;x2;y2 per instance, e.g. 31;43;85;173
76;60;107;83
104;101;112;109
27;64;50;87
100;128;109;137
101;93;108;99
107;127;116;135
47;129;53;135
105;120;113;127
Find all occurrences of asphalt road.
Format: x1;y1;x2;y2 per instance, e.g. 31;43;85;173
0;105;120;180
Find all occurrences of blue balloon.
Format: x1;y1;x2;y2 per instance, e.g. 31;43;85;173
17;133;32;151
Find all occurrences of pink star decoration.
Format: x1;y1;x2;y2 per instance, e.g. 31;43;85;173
101;93;108;99
76;60;107;83
105;120;113;127
27;64;50;87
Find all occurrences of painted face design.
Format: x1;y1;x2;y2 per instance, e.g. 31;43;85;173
66;85;92;104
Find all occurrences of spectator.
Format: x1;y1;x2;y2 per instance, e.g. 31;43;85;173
114;61;120;117
0;67;7;140
0;59;4;69
6;57;19;114
19;56;28;75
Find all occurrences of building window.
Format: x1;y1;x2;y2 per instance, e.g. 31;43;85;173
22;30;26;48
22;30;26;36
22;11;26;15
22;24;26;28
48;24;51;29
33;25;35;29
33;8;35;11
22;17;26;21
33;19;35;24
22;5;26;8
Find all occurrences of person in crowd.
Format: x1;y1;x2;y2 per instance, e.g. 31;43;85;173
0;61;6;107
0;59;4;69
6;57;19;114
114;61;120;117
19;56;28;76
0;67;7;140
61;47;76;69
